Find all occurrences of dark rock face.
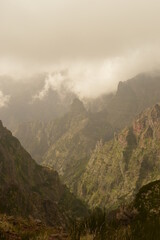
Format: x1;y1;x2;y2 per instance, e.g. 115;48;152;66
134;180;160;217
0;121;87;226
106;73;160;129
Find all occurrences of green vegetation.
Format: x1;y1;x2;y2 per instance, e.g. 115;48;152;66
70;180;160;240
78;103;160;209
0;214;68;240
14;74;160;208
14;102;160;213
2;178;160;240
15;99;114;194
70;210;160;240
0;120;88;227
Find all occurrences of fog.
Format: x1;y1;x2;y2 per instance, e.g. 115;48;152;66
0;0;160;100
0;90;10;108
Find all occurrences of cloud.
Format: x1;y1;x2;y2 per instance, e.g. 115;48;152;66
0;91;10;108
32;46;160;99
0;0;160;61
33;73;65;100
0;0;160;99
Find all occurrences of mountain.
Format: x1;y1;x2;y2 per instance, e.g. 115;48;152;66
0;75;75;131
85;72;160;130
15;72;160;195
78;103;160;209
15;98;113;192
2;178;160;239
0;120;87;227
106;72;160;130
71;179;160;240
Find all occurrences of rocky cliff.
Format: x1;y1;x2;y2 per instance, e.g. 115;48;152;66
15;99;113;192
15;73;160;198
0;120;87;226
78;103;160;209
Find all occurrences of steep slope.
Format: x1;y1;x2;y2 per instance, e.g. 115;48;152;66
15;72;160;195
78;103;160;209
0;120;87;226
72;179;160;240
15;99;113;192
107;72;160;129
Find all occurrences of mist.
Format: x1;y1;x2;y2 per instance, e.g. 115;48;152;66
0;90;10;108
0;0;160;99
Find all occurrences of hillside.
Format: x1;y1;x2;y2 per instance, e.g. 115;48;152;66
15;73;160;195
78;103;160;209
71;179;160;240
0;214;69;240
0;120;87;227
106;72;160;130
15;99;113;192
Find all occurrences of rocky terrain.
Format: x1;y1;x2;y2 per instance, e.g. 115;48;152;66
15;72;160;196
15;98;113;192
2;73;160;238
78;103;160;209
0;120;87;227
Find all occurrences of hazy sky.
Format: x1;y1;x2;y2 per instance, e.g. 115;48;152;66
0;0;160;98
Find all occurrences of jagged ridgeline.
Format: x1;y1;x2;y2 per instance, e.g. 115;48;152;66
78;103;160;209
15;72;160;198
15;98;113;193
0;120;88;227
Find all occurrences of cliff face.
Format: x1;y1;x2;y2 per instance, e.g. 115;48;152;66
78;104;160;209
0;120;87;226
15;99;113;193
14;73;160;198
106;72;160;130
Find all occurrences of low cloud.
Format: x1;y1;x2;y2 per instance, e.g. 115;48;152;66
32;46;160;99
0;0;160;99
0;91;10;108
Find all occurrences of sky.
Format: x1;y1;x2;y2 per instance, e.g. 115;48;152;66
0;0;160;99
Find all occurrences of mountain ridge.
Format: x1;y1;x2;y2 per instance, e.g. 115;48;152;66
0;120;87;226
14;72;160;198
77;103;160;209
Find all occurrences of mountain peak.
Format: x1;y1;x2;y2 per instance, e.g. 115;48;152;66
70;98;86;114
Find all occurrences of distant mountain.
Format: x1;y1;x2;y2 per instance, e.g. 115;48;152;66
15;72;160;197
0;120;87;226
0;75;75;131
15;98;113;192
78;103;160;209
106;72;160;130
